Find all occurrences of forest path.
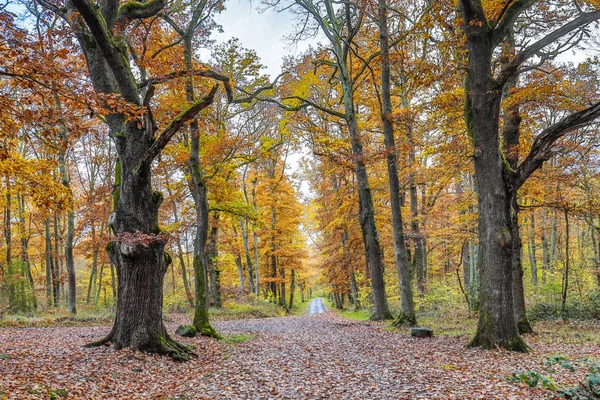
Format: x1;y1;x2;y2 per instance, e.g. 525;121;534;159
193;313;552;399
306;297;326;314
0;312;581;399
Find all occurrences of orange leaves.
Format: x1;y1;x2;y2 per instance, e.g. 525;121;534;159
95;93;148;126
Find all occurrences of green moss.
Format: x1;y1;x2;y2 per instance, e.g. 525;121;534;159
164;251;172;266
152;190;164;206
106;241;115;252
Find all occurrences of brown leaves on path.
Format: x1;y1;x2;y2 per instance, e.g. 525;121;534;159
0;312;592;399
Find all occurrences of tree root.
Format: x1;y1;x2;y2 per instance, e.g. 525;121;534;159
83;334;113;348
85;332;196;362
468;333;530;353
157;336;197;362
197;323;222;340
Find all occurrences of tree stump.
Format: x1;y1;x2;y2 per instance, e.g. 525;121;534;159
411;327;433;338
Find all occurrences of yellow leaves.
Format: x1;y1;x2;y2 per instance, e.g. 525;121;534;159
0;153;70;213
584;0;600;9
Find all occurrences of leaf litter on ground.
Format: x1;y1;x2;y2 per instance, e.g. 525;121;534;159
1;312;596;399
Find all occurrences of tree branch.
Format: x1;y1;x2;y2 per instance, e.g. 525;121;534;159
231;72;287;104
118;0;165;26
514;101;600;190
280;96;346;119
138;84;219;169
492;0;537;44
139;69;233;101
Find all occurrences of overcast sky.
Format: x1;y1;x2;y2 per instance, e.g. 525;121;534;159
208;0;319;77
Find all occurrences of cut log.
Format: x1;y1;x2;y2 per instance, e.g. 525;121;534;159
411;327;433;338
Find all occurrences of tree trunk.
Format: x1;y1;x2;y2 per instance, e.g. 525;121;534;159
462;242;470;292
511;195;533;334
189;130;218;338
87;225;99;305
239;218;254;294
252;180;260;295
288;268;295;310
233;223;246;293
94;262;103;306
463;23;526;351
378;0;412;323
241;170;256;294
45;218;54;307
17;194;36;310
270;206;278;300
109;261;116;306
561;208;570;319
5;185;15;311
542;209;549;284
206;214;221;308
53;212;63;307
550;210;557;273
404;93;426;296
469;242;479;308
279;266;287;310
55;91;77;314
528;213;538;286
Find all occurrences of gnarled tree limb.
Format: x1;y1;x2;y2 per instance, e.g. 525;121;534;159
139;69;232;101
514;101;600;190
118;0;165;26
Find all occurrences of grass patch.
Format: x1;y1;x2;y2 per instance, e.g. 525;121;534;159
220;334;254;345
207;298;285;321
339;309;370;321
0;308;114;328
532;321;600;345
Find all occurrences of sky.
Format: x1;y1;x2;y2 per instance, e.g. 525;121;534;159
209;0;318;78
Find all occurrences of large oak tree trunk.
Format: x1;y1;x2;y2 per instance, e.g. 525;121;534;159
464;27;526;351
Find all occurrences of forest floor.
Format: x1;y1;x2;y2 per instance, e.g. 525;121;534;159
0;310;598;399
